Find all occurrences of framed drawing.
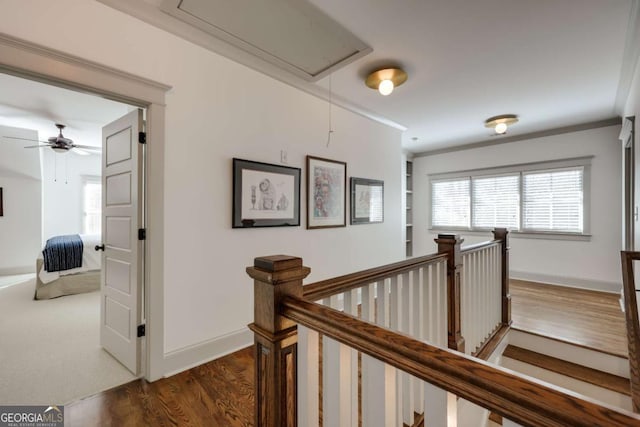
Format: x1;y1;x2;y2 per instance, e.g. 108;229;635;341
232;158;301;228
350;178;384;224
307;156;346;229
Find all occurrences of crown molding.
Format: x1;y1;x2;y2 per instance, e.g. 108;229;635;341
414;117;621;158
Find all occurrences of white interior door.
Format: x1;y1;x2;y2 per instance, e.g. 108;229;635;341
100;109;143;375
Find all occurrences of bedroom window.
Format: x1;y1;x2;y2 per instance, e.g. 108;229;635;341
83;177;102;235
429;157;590;237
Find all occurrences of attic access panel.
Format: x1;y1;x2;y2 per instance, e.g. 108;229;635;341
160;0;372;81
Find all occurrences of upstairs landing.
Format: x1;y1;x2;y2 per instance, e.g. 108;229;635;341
510;279;627;358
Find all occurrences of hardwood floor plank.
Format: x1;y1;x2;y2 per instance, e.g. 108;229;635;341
510;279;628;358
66;347;255;427
503;345;631;396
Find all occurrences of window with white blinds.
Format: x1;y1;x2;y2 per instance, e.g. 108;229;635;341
522;167;583;233
431;179;470;228
472;174;520;229
429;158;589;235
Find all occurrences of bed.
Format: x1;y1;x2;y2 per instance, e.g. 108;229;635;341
34;234;102;300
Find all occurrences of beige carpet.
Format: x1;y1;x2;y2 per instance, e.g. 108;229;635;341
0;278;136;405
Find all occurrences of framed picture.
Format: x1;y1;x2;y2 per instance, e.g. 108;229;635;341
232;158;301;228
307;156;347;229
350;178;384;224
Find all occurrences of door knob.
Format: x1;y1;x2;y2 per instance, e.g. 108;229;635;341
95;244;105;251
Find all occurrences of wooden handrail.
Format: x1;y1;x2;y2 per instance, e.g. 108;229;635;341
302;252;447;301
461;239;500;254
282;296;640;427
621;251;640;412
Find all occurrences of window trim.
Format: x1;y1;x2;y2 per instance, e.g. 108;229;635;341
428;156;592;238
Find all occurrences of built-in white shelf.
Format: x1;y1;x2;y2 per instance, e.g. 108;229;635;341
406;160;413;257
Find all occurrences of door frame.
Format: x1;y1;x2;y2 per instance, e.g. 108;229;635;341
0;34;171;381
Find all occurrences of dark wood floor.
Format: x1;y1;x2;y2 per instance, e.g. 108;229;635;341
65;280;628;426
510;279;627;357
65;347;254;427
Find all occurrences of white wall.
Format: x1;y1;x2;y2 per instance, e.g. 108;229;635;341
413;126;622;291
0;125;41;274
41;149;101;240
0;1;403;366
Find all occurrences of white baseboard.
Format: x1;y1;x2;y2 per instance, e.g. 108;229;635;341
162;327;253;378
0;266;35;276
510;270;620;293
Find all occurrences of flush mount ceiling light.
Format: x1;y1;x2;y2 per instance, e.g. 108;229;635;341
365;68;408;96
485;114;519;135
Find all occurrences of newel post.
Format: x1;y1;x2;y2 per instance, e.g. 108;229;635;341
247;255;311;427
436;234;465;353
493;228;511;326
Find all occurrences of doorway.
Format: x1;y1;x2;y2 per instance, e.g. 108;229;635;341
0;33;169;383
0;73;143;404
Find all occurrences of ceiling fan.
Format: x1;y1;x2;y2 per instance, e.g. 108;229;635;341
2;123;101;156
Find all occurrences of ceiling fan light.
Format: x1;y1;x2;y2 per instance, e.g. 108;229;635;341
51;146;68;154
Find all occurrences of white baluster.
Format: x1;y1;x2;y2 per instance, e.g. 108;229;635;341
414;268;425;416
322;295;353;427
400;272;415;426
440;260;448;348
427;264;437;343
423;381;448;426
461;253;469;355
388;275;404;427
323;334;353;427
298;325;319;427
343;289;359;427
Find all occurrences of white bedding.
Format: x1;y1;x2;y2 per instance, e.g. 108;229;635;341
38;234;102;284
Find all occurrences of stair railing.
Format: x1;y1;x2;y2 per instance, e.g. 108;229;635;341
620;251;640;412
249;254;640;426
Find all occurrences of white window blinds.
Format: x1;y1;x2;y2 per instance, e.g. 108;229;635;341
432;179;470;227
522;167;583;233
472;175;520;229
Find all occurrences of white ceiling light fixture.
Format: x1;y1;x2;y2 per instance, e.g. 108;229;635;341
485;114;519;135
365;68;408;96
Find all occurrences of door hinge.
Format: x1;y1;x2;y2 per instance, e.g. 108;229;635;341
138;228;146;240
138;131;146;144
137;324;146;338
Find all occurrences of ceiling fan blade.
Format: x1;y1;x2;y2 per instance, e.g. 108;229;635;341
73;144;101;151
2;136;50;144
24;144;51;149
71;147;90;156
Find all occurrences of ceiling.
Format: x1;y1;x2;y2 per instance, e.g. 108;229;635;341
0;73;130;151
5;1;637;154
308;0;635;152
105;0;638;153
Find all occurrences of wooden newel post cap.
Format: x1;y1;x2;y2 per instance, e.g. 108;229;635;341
435;234;464;245
247;255;310;334
246;255;310;285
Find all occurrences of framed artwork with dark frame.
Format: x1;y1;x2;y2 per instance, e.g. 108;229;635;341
350;178;384;224
307;155;347;229
0;187;3;216
232;158;301;228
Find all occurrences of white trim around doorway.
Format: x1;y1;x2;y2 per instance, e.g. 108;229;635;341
0;32;171;381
